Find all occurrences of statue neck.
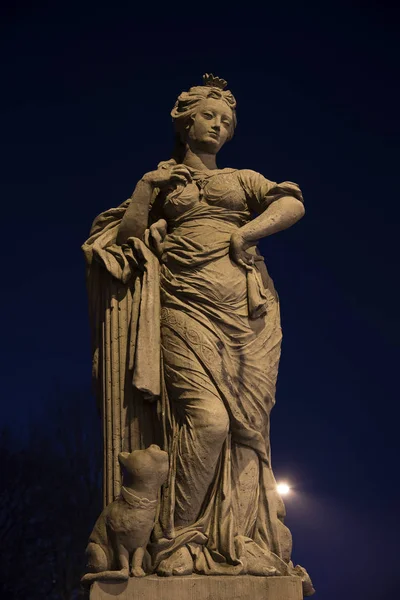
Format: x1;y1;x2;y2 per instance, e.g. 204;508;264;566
182;147;218;171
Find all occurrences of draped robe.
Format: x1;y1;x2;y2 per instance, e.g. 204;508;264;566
82;167;312;584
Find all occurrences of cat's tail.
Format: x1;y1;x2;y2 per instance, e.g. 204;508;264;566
81;568;129;585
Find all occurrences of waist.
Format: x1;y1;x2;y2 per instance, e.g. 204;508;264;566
161;219;239;269
160;254;248;313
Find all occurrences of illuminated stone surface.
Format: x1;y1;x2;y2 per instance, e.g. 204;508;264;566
82;74;314;597
90;575;303;600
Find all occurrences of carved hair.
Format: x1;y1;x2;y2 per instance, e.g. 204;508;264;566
170;75;237;163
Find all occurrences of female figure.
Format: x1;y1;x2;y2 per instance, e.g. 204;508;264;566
83;74;314;595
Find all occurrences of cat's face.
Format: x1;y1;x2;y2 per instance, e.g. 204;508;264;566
119;445;169;485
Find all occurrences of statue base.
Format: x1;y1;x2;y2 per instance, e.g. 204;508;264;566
90;575;303;600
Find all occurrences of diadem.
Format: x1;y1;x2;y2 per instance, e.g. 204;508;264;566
203;73;228;90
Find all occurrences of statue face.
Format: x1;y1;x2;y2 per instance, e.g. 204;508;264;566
187;98;234;154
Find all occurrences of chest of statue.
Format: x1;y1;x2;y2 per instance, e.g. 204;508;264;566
162;169;248;220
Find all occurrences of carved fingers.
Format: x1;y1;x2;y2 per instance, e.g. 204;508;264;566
145;218;168;258
229;231;262;271
143;163;192;190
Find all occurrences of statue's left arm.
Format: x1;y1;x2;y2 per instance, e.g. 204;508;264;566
239;195;304;240
232;170;305;269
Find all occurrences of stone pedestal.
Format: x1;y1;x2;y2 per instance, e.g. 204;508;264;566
90;575;303;600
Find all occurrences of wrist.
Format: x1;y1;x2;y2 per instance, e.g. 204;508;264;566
232;228;245;239
234;227;252;243
140;173;155;186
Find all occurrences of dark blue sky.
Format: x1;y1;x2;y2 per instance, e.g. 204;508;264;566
1;1;399;598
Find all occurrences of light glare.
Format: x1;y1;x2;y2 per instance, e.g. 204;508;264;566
277;483;290;495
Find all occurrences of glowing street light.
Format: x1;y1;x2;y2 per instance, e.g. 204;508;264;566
277;482;290;495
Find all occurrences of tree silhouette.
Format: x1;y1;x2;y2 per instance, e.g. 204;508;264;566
0;386;102;599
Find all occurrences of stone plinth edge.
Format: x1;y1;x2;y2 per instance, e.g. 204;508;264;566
90;574;303;600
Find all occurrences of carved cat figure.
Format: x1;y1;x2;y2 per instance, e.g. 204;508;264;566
81;445;169;584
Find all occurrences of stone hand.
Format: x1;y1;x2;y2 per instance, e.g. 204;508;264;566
145;219;168;258
229;230;261;271
142;162;192;191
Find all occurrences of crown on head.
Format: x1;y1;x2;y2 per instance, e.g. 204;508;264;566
203;73;228;90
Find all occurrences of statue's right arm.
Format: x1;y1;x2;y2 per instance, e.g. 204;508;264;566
116;177;155;245
116;164;192;245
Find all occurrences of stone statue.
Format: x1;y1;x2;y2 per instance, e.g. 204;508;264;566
82;446;169;584
82;74;314;597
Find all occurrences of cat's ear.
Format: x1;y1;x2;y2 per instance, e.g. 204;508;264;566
118;452;130;468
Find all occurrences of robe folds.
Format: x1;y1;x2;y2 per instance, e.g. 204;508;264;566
82;167;312;584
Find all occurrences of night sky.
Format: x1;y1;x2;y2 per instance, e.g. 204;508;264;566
1;1;399;598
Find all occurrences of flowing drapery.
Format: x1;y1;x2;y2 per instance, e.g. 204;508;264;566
82;170;313;592
82;202;162;505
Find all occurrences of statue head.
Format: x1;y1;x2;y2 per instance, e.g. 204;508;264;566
171;74;237;160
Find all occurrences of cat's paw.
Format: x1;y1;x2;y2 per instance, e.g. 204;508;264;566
130;566;146;577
